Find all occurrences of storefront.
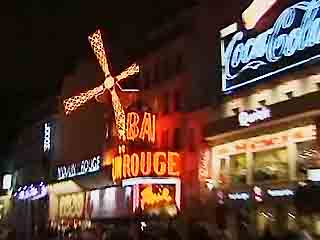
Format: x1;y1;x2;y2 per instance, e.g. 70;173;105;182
48;180;91;237
204;0;320;238
13;181;49;240
48;154;110;237
219;184;297;239
205;90;320;238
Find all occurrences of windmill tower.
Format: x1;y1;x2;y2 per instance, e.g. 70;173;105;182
63;30;139;140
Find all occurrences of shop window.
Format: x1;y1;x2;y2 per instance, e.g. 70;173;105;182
161;130;169;148
219;157;229;186
230;154;247;185
253;148;289;182
297;140;317;180
173;128;183;150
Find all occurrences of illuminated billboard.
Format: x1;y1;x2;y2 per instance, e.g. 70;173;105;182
122;177;181;215
221;0;320;92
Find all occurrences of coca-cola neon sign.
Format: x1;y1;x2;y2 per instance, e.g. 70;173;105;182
222;0;320;92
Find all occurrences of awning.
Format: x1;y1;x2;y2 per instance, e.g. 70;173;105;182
73;168;114;190
204;91;320;142
50;168;114;194
49;180;82;195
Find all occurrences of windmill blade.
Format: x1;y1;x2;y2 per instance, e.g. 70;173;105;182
63;85;104;115
115;63;140;82
109;88;126;140
88;30;111;77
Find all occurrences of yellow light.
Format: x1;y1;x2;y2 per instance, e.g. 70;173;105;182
63;29;140;141
111;151;180;182
116;63;140;82
63;85;104;115
110;88;126;140
140;186;173;210
88;30;111;78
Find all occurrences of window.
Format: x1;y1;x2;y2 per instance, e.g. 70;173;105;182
176;54;183;73
173;91;182;112
173;128;183;150
161;130;169;148
189;128;196;152
153;63;160;85
143;70;151;89
219;157;230;186
253;148;289;182
162;58;170;81
230;154;247;184
163;93;169;114
297;140;317;180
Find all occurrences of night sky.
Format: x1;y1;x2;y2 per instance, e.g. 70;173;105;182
0;0;250;156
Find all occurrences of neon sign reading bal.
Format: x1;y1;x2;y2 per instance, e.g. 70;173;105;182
222;0;320;92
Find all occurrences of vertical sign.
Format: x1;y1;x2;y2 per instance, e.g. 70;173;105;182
44;123;51;152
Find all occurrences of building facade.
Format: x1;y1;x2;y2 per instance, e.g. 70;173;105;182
203;0;320;238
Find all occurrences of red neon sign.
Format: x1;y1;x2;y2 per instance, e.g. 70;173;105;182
112;151;180;181
126;112;156;143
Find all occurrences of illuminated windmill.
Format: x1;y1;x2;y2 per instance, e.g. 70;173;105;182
63;30;139;140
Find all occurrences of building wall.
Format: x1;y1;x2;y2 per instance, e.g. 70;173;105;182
222;66;320;119
58;59;106;167
134;30;213;209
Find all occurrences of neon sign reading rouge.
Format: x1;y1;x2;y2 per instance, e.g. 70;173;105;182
112;151;180;181
223;0;320;91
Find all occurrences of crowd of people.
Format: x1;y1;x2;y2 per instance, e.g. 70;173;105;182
0;220;317;240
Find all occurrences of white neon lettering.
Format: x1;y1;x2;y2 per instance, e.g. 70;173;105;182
223;0;320;89
44;123;51;152
57;156;101;180
228;192;250;200
238;107;271;127
267;189;294;197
